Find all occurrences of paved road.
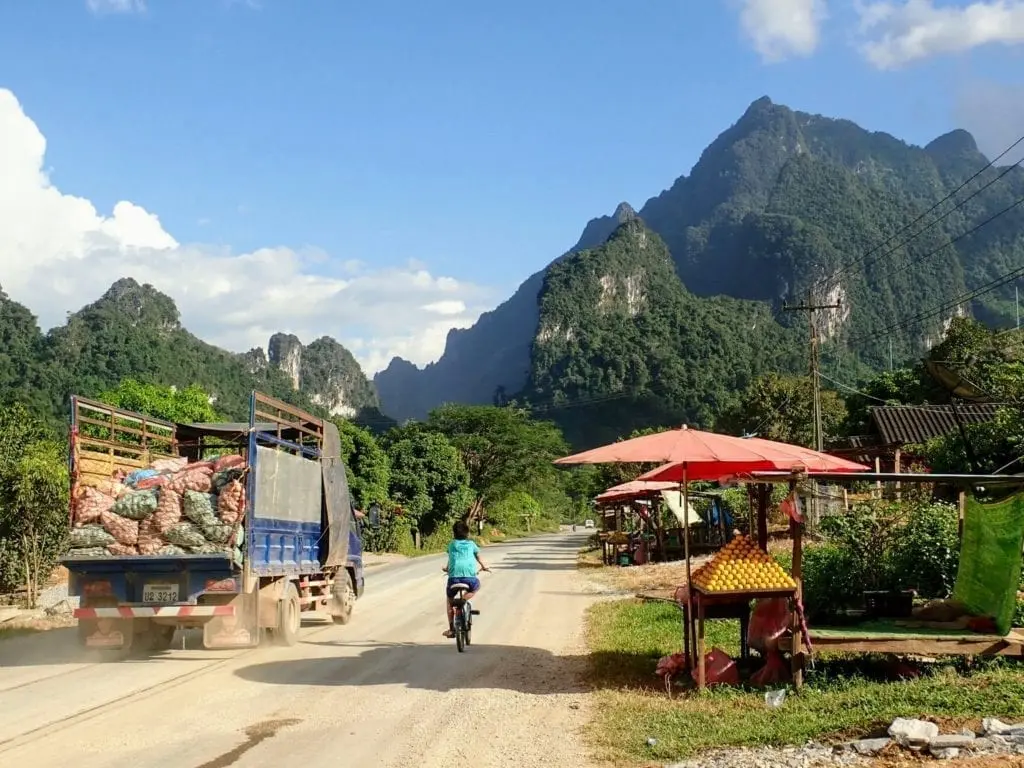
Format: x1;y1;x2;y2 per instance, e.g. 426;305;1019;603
0;533;596;768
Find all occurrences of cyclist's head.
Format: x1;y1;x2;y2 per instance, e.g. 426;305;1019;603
453;520;470;540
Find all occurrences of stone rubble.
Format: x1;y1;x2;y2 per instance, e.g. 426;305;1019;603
663;717;1024;768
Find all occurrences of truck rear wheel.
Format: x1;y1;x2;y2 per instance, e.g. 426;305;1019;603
140;624;176;653
272;583;301;647
331;573;355;625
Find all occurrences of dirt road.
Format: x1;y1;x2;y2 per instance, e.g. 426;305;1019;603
0;533;597;768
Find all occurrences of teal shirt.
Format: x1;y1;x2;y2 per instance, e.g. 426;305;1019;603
447;539;480;578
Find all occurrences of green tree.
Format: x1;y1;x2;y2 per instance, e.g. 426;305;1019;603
0;404;70;601
487;491;544;533
385;430;473;535
334;419;391;509
425;404;570;501
716;372;846;447
99;379;220;423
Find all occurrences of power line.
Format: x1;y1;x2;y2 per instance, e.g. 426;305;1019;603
848;261;1024;345
816;134;1024;291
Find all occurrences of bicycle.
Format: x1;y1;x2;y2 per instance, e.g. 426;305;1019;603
448;582;481;652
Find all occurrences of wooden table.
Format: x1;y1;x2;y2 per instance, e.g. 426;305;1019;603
689;585;796;691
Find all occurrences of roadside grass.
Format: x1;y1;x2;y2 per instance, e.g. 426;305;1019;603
585;598;1024;764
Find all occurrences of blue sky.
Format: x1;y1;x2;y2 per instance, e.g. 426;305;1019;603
0;0;1022;372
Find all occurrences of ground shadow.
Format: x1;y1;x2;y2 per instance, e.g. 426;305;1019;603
0;626;219;668
232;641;658;695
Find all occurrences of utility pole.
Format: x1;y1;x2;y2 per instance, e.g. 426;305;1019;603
784;291;842;526
784;292;842;452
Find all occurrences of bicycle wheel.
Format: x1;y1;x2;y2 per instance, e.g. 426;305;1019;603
455;616;466;653
464;604;472;647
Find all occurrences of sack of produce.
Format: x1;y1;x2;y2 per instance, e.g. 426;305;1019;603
201;521;234;545
67;546;109;558
156;544;187;556
217;479;246;524
73;486;116;526
749;648;789;688
70;524;116;548
183;490;218;527
166;521;207;549
214;454;245;472
125;469;161;488
112;489;158;520
135;474;169;490
137;517;166;555
100;509;139;546
212;466;245;492
106;543;139;556
167;467;213;494
88;477;128;499
188;542;225;555
152;488;183;533
150;457;188;473
232;545;244;567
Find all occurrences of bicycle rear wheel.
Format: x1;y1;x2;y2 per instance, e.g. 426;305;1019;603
455;617;466;652
464;603;472;647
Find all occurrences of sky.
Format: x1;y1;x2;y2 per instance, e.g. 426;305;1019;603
0;0;1023;374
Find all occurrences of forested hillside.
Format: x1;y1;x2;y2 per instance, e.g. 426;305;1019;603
374;97;1024;445
0;278;386;431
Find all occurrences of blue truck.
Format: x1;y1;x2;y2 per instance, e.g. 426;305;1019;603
63;391;364;659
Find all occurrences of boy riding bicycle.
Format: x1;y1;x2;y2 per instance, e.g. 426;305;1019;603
441;520;490;638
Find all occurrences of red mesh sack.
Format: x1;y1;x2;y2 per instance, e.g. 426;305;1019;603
106;543;139;556
152;488;183;534
747;598;791;653
101;509;139;546
73;486;116;526
691;648;739;687
167;468;213;494
135;474;168;490
218;480;246;525
137;517;166;555
214;454;245;472
750;648;789;687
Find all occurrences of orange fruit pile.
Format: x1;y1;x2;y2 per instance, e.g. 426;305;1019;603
691;534;796;593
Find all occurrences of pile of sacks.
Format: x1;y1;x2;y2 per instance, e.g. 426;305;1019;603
68;454;248;564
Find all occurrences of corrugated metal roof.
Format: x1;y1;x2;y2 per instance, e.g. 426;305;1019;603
869;403;1004;446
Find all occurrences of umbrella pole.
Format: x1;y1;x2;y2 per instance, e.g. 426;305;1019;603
682;464;693;667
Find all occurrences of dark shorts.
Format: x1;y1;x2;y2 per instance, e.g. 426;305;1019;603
446;576;480;599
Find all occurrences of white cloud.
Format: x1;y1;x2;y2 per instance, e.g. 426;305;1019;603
86;0;145;14
736;0;828;62
0;88;494;374
857;0;1024;68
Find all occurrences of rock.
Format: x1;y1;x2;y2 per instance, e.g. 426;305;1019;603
929;734;976;750
968;737;996;752
888;718;939;749
931;747;960;760
982;717;1022;736
849;738;891;756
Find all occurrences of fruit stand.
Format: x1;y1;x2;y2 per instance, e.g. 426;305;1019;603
684;534;799;690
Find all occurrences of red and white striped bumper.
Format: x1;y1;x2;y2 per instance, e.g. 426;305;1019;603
74;605;235;619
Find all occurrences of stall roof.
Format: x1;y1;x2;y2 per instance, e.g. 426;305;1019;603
869;403;1003;446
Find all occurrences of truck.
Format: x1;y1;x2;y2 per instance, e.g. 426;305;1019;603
63;391;364;659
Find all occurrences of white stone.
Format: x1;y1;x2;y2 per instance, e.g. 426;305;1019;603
888;718;939;748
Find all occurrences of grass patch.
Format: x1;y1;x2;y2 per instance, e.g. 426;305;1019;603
585;599;1024;764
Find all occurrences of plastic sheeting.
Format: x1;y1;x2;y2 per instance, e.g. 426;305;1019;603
953;492;1024;635
254;445;322;525
660;489;702;527
320;421;353;568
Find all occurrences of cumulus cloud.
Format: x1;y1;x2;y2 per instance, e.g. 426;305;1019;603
857;0;1024;68
0;88;494;374
86;0;145;14
736;0;828;62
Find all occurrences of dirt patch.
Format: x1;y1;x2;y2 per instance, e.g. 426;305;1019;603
872;757;1024;768
363;552;408;568
578;555;713;596
0;614;76;639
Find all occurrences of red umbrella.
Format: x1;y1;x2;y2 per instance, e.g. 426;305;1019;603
636;436;869;483
595;480;679;503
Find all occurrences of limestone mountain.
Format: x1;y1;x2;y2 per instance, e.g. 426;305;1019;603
0;278;383;430
267;332;380;418
524;218;804;445
374;96;1024;437
373;202;637;422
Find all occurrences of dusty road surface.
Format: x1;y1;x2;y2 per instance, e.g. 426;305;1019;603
0;533;597;768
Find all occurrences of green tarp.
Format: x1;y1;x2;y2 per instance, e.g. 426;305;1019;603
952;492;1024;635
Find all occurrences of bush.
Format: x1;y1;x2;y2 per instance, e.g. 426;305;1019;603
801;499;960;620
487;491;544;534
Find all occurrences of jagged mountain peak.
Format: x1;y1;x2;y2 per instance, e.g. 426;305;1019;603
926;128;981;159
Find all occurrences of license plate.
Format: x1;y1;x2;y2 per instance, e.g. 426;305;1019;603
143;584;179;603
